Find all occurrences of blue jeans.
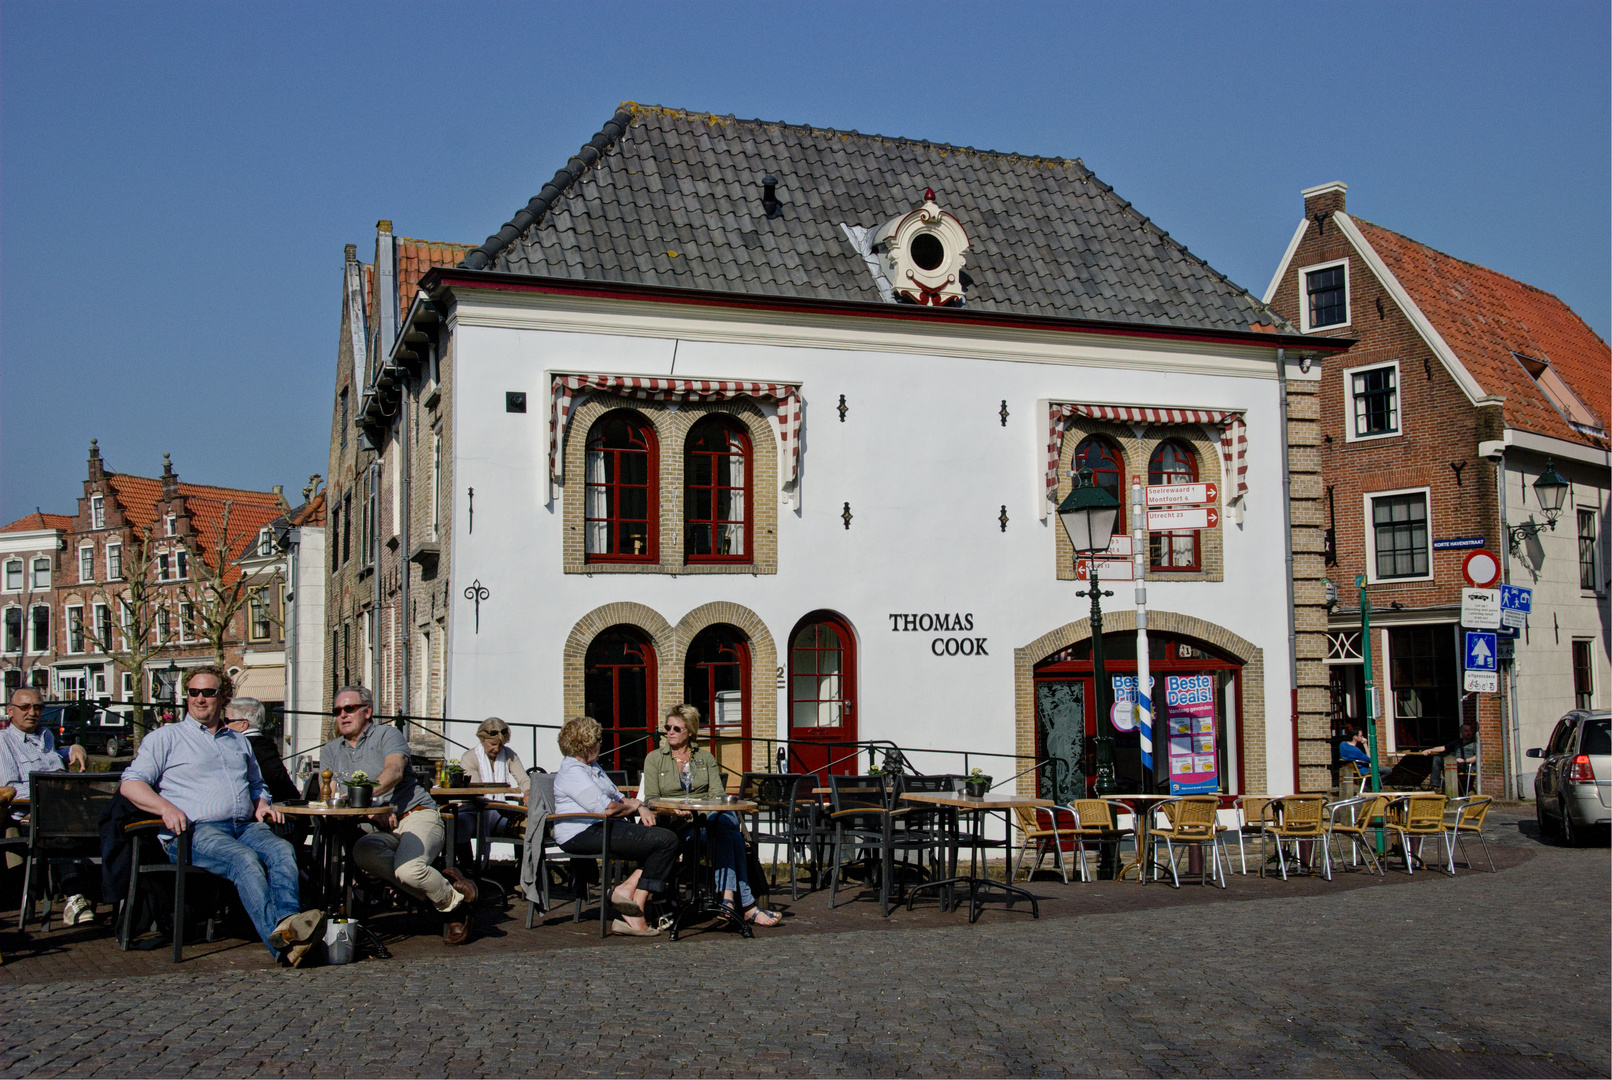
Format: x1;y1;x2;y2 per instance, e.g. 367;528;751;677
165;820;302;958
706;811;754;908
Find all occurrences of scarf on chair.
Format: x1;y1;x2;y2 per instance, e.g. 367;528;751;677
472;744;514;801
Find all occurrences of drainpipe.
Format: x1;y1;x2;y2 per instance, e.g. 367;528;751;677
1493;449;1521;800
1277;347;1301;793
398;398;411;734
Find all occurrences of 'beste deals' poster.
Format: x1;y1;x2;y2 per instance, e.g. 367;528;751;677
1165;674;1218;795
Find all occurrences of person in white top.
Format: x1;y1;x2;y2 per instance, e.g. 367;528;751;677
455;717;530;863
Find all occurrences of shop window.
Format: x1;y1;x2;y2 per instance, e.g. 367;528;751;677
1573;640;1594;710
1149;441;1200;571
685;624;751;778
584;626;657;778
1073;435;1124;511
1388;625;1457;751
1580;509;1599;591
1369;490;1430;580
3;561;20;592
685;418;751;563
584;411;658;562
1348;362;1399;440
1302;260;1348;330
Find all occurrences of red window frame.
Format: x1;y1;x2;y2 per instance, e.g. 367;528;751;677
1075;434;1126;531
584;411;658;563
685;624;752;770
684;417;752;564
787;612;858;779
584;625;658;776
1148;440;1200;572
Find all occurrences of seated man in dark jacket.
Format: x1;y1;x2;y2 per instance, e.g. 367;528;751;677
225;697;299;804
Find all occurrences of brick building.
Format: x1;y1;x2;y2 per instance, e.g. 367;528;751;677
1265;181;1610;797
0;442;292;744
331;104;1354;796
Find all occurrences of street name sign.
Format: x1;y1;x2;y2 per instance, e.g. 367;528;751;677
1145;507;1220;530
1145;482;1217;507
1433;536;1486;551
1500;584;1532;629
1461;588;1501;629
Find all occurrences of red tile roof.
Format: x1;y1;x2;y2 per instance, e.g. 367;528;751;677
396;238;471;304
288;491;326;528
1355;219;1610;447
106;474;284;585
0;512;74;533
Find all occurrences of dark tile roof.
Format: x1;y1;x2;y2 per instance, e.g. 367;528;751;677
465;103;1294;334
1356;219;1609;447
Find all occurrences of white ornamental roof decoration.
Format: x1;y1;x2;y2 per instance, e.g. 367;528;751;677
873;190;970;306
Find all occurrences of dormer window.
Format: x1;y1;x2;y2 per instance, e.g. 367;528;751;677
164;514;176;537
257;528;273;557
873;190;971;306
1514;352;1605;438
90;495;105;529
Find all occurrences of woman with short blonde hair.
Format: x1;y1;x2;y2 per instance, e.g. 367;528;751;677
552;716;679;936
456;716;530;864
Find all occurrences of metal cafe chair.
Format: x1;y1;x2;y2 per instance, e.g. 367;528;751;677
827;774;910;916
1229;796;1271;875
1259;794;1327;880
1444;795;1496;873
1384;793;1453;876
1010;803;1085;883
1322;793;1387;878
738;772;817;899
1148;795;1228;889
1069;798;1133;880
19;771;120;931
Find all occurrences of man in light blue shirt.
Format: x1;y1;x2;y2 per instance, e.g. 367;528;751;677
121;666;322;965
2;688;87;797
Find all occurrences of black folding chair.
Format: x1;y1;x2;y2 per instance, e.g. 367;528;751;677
828;774;911;916
19;772;120;931
118;820;227;963
739;772;818;899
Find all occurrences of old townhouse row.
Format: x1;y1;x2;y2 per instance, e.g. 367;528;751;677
316;103;1608;800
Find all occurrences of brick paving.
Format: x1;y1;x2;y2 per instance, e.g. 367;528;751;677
0;809;1604;1078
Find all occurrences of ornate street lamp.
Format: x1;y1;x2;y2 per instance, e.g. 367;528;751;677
1058;467;1122;799
1507;460;1570;554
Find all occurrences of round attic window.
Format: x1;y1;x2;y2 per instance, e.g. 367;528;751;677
909;232;945;271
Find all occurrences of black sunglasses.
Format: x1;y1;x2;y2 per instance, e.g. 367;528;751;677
186;687;220;699
332;703;366;716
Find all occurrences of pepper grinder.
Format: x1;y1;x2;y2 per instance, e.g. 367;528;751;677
320;769;334;804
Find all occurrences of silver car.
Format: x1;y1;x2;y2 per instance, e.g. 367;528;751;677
1529;710;1611;845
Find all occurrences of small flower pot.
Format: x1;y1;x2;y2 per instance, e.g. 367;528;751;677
964;779;991;799
448;773;468;789
346;784;373;809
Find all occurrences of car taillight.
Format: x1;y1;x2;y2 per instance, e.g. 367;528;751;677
1567;754;1596;783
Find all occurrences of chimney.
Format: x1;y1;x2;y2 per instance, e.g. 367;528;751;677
376;220;393;235
160;452;179;501
1302;181;1348;224
345;243;357;264
87;438;104;482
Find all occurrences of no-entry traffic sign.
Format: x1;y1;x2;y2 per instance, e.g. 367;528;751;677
1145;507;1220;530
1145;482;1218;507
1462;549;1501;588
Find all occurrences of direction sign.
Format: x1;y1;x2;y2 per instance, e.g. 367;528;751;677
1076;558;1134;581
1145;507;1220;531
1465;630;1497;672
1462;549;1501;588
1461;588;1501;629
1145;482;1218;508
1464;670;1499;693
1500;584;1532;629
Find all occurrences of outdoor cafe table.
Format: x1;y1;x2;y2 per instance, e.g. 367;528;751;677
275;803;391;913
900;792;1051;922
645;796;758;940
1103;794;1179;884
431;785;522;893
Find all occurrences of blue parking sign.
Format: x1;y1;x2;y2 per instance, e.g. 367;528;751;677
1465;631;1498;672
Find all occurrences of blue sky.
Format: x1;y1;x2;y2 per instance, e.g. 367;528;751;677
3;0;1606;521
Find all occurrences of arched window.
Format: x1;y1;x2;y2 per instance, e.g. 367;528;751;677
584;411;657;562
584;625;657;778
788;612;858;777
685;418;751;563
684;624;751;776
1149;440;1200;571
1074;435;1125;530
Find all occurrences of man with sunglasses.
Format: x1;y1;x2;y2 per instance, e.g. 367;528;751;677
320;686;477;945
121;666;323;966
2;688;93;924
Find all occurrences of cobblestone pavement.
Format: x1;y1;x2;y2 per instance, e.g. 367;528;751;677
0;810;1605;1078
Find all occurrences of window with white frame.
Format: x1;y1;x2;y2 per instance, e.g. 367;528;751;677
121;672;133;700
95;603;112;652
1580;508;1601;592
3;608;21;653
30;606;49;652
1368;489;1431;581
1300;259;1349;332
176;550;188;580
257;528;273;558
106;542;122;580
3;560;20;592
90;495;105;529
67;606;85;653
158;553;171;581
430;430;443;540
179;602;195;642
249;592;271;641
31;558;49;590
1347;361;1400;440
164;514;176;537
78;546;94;582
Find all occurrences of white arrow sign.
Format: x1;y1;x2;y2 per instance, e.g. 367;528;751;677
1469;636;1492;666
1145;507;1220;530
1076;558;1134;581
1145;482;1218;508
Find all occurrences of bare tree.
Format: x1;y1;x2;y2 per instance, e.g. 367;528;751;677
78;525;175;749
181;500;280;669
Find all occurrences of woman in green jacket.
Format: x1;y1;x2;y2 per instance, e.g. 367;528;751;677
639;704;780;927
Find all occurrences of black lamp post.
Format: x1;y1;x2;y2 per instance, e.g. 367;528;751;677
1507;459;1570;554
165;660;181;719
1058;467;1122;799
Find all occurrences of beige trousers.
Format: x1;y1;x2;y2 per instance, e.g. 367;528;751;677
353;808;460;912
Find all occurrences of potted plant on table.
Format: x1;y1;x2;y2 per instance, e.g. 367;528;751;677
345;771;376;809
964;769;992;799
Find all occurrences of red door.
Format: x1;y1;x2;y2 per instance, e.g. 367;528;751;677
787;613;857;782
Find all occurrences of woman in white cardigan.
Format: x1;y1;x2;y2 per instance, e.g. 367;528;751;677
456;717;530;863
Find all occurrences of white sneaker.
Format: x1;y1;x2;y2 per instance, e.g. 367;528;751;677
63;894;94;926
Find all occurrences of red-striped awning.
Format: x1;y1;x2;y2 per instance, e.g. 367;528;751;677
550;374;803;493
1046;403;1248;515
